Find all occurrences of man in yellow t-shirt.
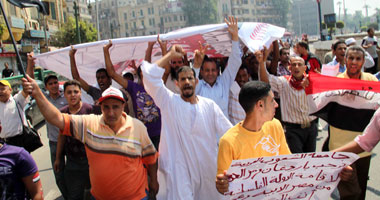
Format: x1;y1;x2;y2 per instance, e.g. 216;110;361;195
215;80;353;195
215;81;291;192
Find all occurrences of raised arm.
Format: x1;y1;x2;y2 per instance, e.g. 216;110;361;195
220;16;242;86
26;52;36;79
157;35;172;83
103;40;128;89
145;41;156;63
22;75;65;130
257;49;269;83
193;42;210;69
268;40;280;75
70;47;90;92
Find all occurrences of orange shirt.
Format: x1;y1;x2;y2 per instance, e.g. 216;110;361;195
61;113;157;200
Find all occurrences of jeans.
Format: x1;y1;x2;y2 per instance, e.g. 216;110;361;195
64;157;91;200
49;141;68;199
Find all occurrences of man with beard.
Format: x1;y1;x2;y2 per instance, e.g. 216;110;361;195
326;45;377;200
54;80;94;200
193;16;242;118
140;18;236;199
228;65;249;125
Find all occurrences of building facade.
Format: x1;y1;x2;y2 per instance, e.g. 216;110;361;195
291;0;334;37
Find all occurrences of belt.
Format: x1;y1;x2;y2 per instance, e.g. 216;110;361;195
283;119;317;129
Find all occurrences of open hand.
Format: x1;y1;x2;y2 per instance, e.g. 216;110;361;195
69;46;77;57
225;16;239;41
103;40;113;52
193;41;210;69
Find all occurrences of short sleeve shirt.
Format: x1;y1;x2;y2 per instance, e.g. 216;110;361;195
0;144;38;199
126;80;161;137
61;113;157;200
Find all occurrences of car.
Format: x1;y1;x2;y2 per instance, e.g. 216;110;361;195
25;80;46;127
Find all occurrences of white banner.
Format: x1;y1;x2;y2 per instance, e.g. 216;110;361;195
226;152;358;200
34;22;284;86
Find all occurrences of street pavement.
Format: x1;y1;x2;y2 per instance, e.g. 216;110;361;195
31;120;380;200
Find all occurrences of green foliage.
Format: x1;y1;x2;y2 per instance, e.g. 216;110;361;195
336;21;344;29
272;0;291;27
361;26;368;32
0;22;7;38
367;23;379;31
180;0;218;26
321;22;326;29
50;17;97;47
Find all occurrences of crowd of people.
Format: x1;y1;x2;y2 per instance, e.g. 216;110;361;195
1;17;380;200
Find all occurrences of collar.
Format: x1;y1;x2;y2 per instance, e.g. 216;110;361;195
201;77;220;87
341;71;362;80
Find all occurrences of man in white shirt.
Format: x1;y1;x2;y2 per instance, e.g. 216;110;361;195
362;28;380;74
0;80;30;142
193;17;242;118
141;17;238;200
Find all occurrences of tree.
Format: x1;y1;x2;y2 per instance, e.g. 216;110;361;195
180;0;218;26
50;17;97;47
367;22;379;31
361;26;368;32
336;20;344;34
272;0;291;27
0;22;7;38
321;22;326;29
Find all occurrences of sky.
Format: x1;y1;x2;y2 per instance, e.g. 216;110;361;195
334;0;380;16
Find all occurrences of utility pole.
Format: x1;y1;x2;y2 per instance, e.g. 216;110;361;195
317;0;323;41
337;1;341;21
74;1;81;43
110;23;113;39
95;0;100;40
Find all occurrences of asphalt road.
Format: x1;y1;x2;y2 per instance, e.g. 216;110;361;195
31;120;380;200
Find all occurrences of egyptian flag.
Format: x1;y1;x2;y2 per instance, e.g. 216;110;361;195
305;72;380;132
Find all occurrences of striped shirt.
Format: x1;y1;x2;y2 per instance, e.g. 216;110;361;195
228;81;245;125
268;75;316;125
61;112;157;200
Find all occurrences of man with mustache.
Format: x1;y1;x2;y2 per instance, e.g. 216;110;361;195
140;17;237;199
193;16;242;119
259;51;318;154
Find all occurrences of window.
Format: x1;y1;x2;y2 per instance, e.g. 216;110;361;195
140;9;143;16
50;2;56;20
174;15;177;21
243;9;249;14
149;19;152;26
125;23;128;29
180;15;183;21
152;7;154;14
168;17;171;22
132;11;135;18
152;18;155;26
141;20;145;26
133;22;136;29
148;8;151;15
124;13;127;20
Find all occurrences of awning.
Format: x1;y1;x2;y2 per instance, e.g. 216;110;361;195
0;53;16;57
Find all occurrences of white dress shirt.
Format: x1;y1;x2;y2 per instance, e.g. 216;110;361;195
0;91;30;138
194;41;242;118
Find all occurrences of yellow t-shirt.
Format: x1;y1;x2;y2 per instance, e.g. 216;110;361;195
337;71;378;81
217;119;291;174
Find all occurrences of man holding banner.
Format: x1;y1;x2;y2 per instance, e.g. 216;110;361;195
141;17;239;200
321;45;377;200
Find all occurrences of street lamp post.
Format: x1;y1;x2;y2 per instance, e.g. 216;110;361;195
317;0;323;41
73;1;81;43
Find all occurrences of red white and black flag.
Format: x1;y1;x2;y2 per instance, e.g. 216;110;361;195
306;72;380;132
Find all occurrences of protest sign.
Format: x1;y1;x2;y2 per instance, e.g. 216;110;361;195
321;64;339;77
226;152;358;200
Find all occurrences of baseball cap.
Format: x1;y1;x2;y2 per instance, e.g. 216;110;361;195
98;87;125;104
345;38;356;46
0;80;11;88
